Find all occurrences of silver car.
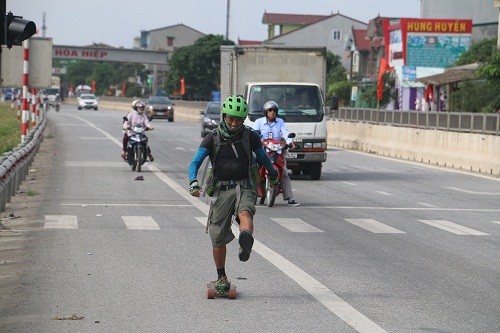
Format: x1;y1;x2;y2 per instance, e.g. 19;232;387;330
200;101;221;137
77;94;99;110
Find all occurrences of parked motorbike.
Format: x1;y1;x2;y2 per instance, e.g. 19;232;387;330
257;133;295;207
126;125;151;172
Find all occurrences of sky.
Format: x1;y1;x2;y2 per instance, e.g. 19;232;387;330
10;0;421;48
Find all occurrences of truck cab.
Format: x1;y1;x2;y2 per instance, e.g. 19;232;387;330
244;82;327;180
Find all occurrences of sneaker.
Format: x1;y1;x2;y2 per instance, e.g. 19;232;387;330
238;231;254;262
149;154;154;162
214;276;230;293
287;199;300;207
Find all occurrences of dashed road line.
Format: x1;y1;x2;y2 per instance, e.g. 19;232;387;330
345;219;406;234
446;187;500;195
417;220;489;235
122;216;160;230
270;218;324;233
44;215;78;229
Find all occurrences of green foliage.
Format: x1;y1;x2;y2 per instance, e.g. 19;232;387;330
454;39;497;66
449;81;500;113
324;51;349;106
59;60;147;97
451;38;499;112
327;80;352;107
477;51;500;82
325;51;346;84
0;104;21;154
165;35;234;100
355;73;396;109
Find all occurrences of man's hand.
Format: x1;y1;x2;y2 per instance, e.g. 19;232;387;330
269;174;279;188
189;180;201;197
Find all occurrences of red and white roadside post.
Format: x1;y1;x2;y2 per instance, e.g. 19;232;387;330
31;88;37;127
21;39;31;143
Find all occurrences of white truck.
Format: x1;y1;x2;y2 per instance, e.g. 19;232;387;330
220;45;328;180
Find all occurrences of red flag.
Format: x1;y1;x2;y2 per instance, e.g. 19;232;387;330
91;80;97;93
121;80;127;96
377;57;390;101
180;77;185;96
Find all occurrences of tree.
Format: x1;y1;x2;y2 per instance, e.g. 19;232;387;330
325;51;348;106
449;38;500;113
56;60;148;97
165;35;234;100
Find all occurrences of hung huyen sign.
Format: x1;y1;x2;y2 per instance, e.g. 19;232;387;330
384;18;473;68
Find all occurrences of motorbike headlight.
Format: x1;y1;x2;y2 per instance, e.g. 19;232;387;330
269;143;282;151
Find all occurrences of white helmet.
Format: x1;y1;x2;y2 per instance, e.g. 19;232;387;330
133;100;146;113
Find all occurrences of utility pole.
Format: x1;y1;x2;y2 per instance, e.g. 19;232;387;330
495;0;500;49
225;0;230;40
42;12;46;37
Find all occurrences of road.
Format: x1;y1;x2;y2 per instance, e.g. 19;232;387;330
1;104;499;333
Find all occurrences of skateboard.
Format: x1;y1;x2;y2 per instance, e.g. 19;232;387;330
206;281;237;299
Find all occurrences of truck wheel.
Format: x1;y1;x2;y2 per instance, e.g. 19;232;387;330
310;163;322;180
291;168;301;176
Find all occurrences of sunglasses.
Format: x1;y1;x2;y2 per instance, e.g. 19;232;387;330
266;108;278;113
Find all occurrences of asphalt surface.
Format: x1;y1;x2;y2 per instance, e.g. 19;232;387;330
1;104;499;333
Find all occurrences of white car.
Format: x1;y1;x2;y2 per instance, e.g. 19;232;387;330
77;94;99;110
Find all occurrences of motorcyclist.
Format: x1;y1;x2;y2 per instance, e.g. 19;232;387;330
121;99;154;161
252;101;300;207
188;95;278;292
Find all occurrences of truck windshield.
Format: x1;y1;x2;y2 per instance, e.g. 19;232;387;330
247;85;323;122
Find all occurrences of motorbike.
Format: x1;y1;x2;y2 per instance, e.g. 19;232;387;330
41;93;61;112
257;133;295;207
126;125;151;172
54;94;61;112
41;97;49;111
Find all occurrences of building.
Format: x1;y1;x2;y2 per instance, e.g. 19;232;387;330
133;24;206;93
420;0;498;42
344;28;371;79
264;13;367;71
262;12;329;40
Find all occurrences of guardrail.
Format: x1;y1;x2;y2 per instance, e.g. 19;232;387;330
331;108;499;135
0;113;47;212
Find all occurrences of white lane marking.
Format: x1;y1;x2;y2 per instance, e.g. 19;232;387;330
445;187;500;195
61;203;191;207
174;147;186;150
493;221;500;225
271;218;324;233
418;202;439;208
78;137;108;140
341;181;357;186
122;216;160;230
345;219;406;234
44;215;78;229
376;191;394;196
306;206;500;212
64;161;126;168
417;220;489;235
65;115;123;146
148;164;387;333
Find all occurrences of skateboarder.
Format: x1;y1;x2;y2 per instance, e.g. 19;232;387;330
188;95;278;293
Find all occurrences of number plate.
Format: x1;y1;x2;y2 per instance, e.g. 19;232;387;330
286;152;297;158
156;112;164;115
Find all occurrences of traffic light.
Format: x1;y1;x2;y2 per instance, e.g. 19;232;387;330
1;12;36;48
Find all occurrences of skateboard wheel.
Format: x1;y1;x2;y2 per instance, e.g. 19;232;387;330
207;287;215;299
228;285;237;299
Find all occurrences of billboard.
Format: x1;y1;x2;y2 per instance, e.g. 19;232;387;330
385;19;472;68
1;37;53;88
